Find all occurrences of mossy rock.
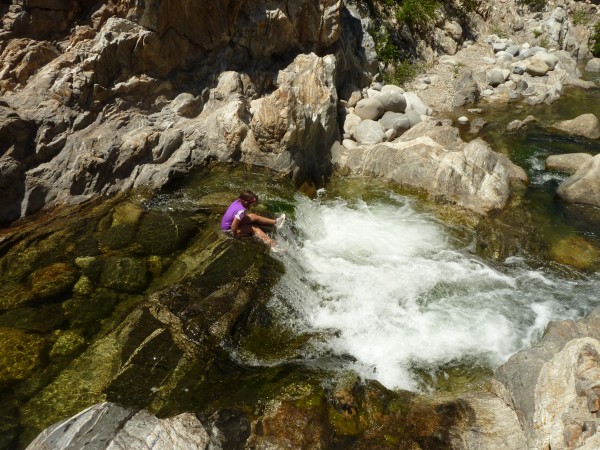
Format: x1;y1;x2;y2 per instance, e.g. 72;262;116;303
74;256;103;282
0;327;46;385
147;255;163;277
98;223;137;251
30;263;79;300
100;256;149;293
50;330;86;358
136;211;197;255
0;283;35;310
197;192;236;213
73;275;95;296
111;202;144;226
62;288;118;331
550;236;600;270
0;304;65;333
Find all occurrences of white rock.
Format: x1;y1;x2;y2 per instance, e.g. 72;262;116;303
457;116;469;124
343;113;362;137
342;138;358;150
354;119;385;145
585;58;600;72
404;92;433;116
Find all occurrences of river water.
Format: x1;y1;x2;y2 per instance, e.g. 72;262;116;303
269;190;599;391
260;83;600;392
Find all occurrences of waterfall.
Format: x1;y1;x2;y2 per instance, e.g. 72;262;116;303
270;191;600;391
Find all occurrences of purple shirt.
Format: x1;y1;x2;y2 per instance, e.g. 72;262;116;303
221;199;247;231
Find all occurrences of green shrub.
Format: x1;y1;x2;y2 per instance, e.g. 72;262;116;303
519;0;546;11
592;22;600;57
571;10;590;26
396;0;441;29
383;60;421;87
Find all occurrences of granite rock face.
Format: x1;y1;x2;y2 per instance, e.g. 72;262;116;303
492;307;600;449
0;0;374;225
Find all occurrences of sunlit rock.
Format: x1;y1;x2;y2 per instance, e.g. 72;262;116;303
331;124;527;214
552;114;600;140
557;154;600;208
25;402;218;450
546;153;593;175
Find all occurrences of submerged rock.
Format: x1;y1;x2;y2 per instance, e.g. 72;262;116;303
0;327;45;385
30;263;79;300
550;236;600;270
99;256;149;293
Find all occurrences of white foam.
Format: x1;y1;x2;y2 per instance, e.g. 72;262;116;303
272;193;600;391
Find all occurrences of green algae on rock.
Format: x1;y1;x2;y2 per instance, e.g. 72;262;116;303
0;284;35;310
0;328;46;385
550;235;600;271
30;263;79;300
99;256;149;293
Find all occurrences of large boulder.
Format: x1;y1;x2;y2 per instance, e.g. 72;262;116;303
492;307;600;449
557;154;600;208
371;84;406;113
552;114;600;140
331;124;527;214
546;153;594;174
25;402;219;450
354;119;385;145
354;97;384;120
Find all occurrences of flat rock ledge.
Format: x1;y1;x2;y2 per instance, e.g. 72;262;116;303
332;120;527;215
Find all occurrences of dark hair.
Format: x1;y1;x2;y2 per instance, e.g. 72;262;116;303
239;190;258;205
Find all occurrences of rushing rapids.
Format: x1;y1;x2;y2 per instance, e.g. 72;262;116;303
269;190;600;391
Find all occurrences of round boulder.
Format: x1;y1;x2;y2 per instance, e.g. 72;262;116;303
526;59;550;76
379;112;410;133
353;120;385;145
533;52;558;70
343;113;362;137
557;154;600;208
404;92;432;116
552;114;600;140
545;153;593;174
404;109;422;127
487;68;505;87
354;98;384;121
374;85;406;113
585;58;600;73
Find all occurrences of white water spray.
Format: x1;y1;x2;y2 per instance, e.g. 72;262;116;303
270;192;599;391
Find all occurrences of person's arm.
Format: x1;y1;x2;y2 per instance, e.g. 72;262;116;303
231;216;241;237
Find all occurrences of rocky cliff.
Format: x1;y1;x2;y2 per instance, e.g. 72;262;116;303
0;0;378;226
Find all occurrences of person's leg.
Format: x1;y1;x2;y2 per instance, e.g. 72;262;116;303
251;225;276;247
247;213;276;226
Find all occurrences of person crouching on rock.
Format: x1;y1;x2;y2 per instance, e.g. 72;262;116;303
221;190;285;249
